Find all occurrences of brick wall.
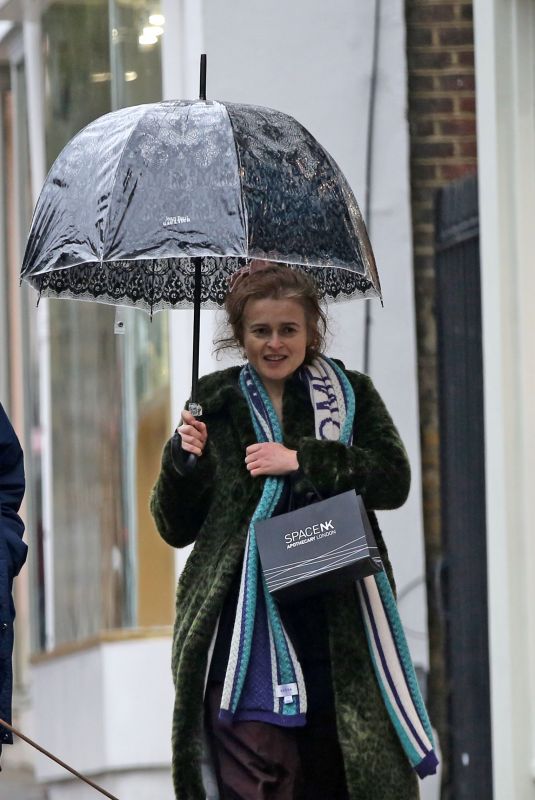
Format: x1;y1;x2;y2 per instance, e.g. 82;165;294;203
405;0;477;785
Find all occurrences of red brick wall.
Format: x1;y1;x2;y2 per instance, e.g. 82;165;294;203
405;0;477;783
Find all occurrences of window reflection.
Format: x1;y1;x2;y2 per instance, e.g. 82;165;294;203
110;0;163;110
41;0;173;647
109;0;174;629
43;1;111;165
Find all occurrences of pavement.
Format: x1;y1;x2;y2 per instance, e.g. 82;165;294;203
0;735;441;800
0;766;47;800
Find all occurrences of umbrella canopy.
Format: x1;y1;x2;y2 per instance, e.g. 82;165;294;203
21;99;381;314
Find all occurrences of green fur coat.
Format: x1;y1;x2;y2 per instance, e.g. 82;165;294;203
151;362;418;800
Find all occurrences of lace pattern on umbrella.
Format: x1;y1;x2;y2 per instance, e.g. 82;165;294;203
30;258;378;314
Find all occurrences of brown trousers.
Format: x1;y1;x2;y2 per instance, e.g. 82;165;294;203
205;683;349;800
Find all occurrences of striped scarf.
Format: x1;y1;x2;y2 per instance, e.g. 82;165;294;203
219;355;438;778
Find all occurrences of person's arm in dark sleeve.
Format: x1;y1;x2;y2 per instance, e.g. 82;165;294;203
292;373;410;510
0;405;27;580
150;430;215;549
0;404;27;755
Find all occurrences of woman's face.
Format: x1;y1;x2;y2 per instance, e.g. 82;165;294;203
242;297;309;392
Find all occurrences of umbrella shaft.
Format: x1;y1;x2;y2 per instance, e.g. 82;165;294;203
191;258;202;402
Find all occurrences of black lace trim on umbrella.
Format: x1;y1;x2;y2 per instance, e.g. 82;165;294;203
31;257;378;315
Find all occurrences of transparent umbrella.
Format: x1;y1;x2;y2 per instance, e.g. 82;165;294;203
21;57;381;409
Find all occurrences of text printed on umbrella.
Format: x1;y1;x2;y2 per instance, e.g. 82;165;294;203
164;215;191;226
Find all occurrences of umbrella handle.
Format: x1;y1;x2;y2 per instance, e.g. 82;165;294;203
181;400;203;473
183;453;198;472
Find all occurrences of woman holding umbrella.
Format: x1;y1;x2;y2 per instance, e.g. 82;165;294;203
18;70;435;797
151;262;436;800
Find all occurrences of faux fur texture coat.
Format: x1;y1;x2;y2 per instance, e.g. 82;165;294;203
151;361;418;800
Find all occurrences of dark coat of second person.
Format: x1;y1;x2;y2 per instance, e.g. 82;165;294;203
0;403;27;756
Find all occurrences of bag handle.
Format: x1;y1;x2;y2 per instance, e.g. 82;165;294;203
0;717;119;799
287;468;323;510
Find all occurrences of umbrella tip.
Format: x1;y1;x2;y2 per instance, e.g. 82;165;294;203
199;54;207;101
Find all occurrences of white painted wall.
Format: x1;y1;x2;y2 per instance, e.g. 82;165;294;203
32;637;175;797
474;0;535;797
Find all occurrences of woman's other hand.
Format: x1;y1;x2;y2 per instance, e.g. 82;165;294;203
245;443;299;477
177;410;207;456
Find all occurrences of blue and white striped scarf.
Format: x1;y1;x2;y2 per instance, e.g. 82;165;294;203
219;355;438;778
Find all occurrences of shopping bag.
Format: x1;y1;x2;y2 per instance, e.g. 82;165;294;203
255;490;383;601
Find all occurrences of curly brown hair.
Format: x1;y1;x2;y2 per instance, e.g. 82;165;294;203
214;263;328;363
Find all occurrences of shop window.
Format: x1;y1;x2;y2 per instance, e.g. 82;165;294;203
40;0;172;647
